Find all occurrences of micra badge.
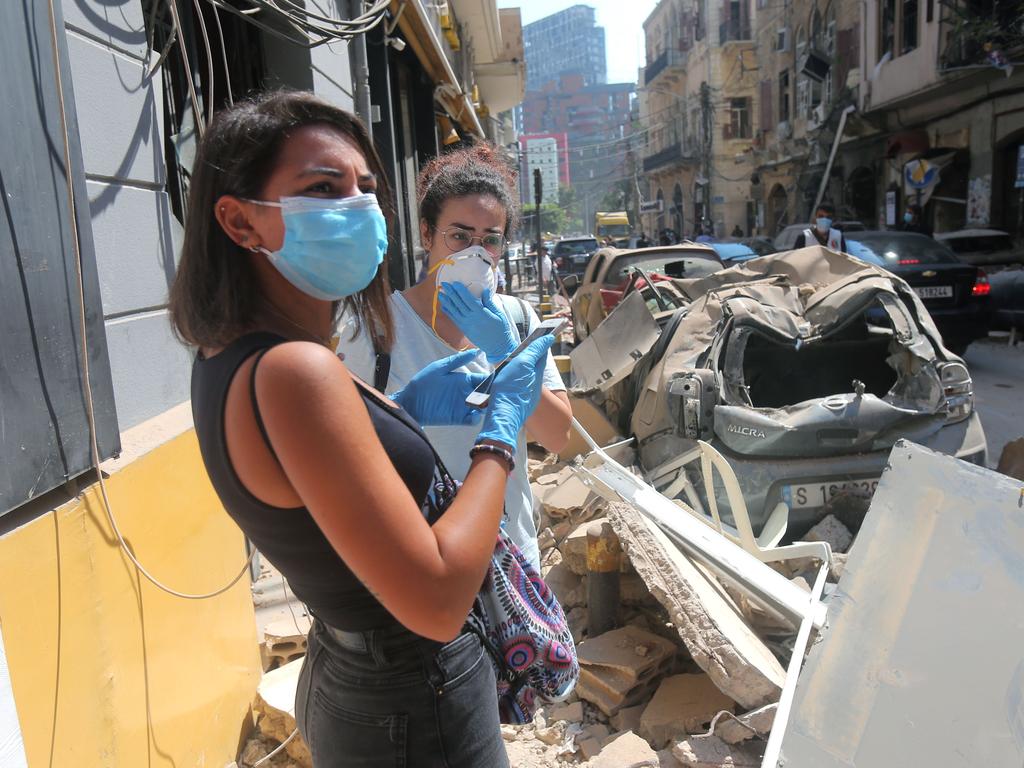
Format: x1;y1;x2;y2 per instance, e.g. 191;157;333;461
727;424;767;439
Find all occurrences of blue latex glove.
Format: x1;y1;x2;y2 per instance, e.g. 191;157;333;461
438;282;518;364
477;334;556;451
390;349;487;426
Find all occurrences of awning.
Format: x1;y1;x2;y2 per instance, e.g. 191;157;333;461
390;0;484;138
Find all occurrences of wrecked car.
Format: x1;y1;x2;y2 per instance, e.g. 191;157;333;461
572;246;988;534
565;244;723;340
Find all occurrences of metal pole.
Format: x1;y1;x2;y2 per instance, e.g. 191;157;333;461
534;168;544;308
586;521;622;637
349;0;373;138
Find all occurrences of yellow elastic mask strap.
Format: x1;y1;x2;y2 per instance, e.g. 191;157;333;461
427;257;455;335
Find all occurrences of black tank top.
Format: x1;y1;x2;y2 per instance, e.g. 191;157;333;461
191;332;437;630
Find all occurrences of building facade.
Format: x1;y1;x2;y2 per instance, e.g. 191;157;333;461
639;0;759;238
523;4;607;91
520;132;571;204
0;1;522;765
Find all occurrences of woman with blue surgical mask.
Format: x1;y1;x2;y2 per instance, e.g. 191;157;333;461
170;92;551;767
338;144;572;573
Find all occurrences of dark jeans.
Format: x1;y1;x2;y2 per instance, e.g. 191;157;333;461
295;619;508;768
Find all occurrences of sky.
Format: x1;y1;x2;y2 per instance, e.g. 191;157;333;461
497;0;658;85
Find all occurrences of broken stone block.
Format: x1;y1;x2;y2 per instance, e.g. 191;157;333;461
996;437;1024;481
253;658;312;767
672;734;762;767
714;703;777;744
578;736;604;760
801;513;853;554
576;626;677;716
547;700;584;723
263;617;311;671
559;393;622;462
829;552;848;582
538;526;556;552
640;674;734;748
611;703;645;733
567;606;588;642
591;731;661;768
542;561;584;609
606;502;786;709
583;722;611;742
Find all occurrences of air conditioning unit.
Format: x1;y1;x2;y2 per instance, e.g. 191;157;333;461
777;120;792;139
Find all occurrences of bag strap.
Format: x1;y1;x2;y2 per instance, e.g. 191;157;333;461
373;351;391;392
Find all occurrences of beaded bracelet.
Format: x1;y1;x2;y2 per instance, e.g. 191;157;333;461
469;442;516;473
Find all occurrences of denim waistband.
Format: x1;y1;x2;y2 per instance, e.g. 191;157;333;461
317;618;420;654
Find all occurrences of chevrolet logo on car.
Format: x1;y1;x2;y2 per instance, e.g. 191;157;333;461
922;270;937;278
727;424;767;439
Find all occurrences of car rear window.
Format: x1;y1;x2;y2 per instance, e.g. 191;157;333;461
607;253;722;283
555;239;598;255
851;234;960;265
941;234;1014;254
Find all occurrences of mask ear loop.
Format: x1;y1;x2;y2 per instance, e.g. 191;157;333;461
426;257;455;335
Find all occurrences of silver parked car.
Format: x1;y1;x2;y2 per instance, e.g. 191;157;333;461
576;246;987;535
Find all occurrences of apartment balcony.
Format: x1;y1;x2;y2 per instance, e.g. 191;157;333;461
643;142;684;172
643;48;688;86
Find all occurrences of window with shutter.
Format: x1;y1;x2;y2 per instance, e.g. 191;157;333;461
760;79;774;129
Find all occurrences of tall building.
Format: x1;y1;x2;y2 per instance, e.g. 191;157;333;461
523;5;606;91
520;133;570;204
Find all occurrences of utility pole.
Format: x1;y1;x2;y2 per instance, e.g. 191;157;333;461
700;81;713;235
534;168;544;308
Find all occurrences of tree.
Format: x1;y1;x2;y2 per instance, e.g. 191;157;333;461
521;203;568;238
558;185;584;233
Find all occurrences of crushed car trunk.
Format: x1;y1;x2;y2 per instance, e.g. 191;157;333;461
629;247;955;469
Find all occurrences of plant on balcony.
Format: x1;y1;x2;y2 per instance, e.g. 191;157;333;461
939;0;1024;70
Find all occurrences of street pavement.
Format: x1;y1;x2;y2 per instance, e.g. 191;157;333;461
963;335;1024;467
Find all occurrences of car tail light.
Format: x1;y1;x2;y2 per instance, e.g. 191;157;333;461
939;361;973;423
971;269;991;297
898;258;920;265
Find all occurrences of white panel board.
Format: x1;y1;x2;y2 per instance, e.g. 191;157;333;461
0;624;29;768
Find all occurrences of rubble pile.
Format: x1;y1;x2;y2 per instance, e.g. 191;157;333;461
502;454;850;768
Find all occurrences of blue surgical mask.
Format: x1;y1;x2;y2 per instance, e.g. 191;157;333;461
903;212;914;224
248;194;388;300
816;217;833;232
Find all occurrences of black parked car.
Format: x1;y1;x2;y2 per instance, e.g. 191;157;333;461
552;236;601;279
847;231;991;354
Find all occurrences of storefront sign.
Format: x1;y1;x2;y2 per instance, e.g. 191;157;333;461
885;190;897;226
1015;145;1024;189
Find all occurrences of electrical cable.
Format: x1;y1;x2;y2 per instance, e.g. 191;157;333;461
210;1;234;105
192;0;216;126
251;727;299;767
46;0;255;600
167;0;206;137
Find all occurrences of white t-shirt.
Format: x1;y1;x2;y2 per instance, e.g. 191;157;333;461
541;254;552;281
337;292;566;570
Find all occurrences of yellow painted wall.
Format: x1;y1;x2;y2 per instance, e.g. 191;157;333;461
0;430;261;767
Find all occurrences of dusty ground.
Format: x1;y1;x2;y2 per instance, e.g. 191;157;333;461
963;335;1024;466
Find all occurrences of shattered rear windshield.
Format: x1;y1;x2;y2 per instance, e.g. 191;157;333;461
848;234;960;266
607;253;722;283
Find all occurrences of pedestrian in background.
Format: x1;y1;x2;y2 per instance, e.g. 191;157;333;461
794;202;847;252
171;91;552;767
900;203;933;237
338;143;571;572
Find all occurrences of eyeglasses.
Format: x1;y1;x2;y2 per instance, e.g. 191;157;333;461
439;226;505;254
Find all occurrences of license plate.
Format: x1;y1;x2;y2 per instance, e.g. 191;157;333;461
913;285;953;299
783;478;880;509
573;254;589;263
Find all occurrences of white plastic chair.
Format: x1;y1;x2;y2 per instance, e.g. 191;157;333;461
647;440;830;567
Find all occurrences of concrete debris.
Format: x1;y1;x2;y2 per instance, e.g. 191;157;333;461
671;734;763;767
996;436;1024;480
543;561;585;609
563;519;606;575
713;703;777;744
536;470;597;519
548;700;584;723
610;704;645;733
582;722;611;742
529;453;564;482
263;617;311;671
576;626;678;716
252;659;312;768
606;502;786;709
639;674;735;748
800;513;853;554
567;606;588;642
578;736;604;760
829;552;848;582
589;731;661;768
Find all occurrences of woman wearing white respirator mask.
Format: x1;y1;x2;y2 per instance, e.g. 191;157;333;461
339;144;571;571
171;93;555;767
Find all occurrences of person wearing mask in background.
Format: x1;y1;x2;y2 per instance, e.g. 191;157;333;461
338;144;571;571
731;224;744;238
171;91;552;767
794;202;847;252
900;203;933;237
637;232;651;248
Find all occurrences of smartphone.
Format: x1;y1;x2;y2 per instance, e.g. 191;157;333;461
466;318;568;408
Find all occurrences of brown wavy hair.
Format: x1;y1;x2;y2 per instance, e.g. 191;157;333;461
417;142;519;238
169;91;394;351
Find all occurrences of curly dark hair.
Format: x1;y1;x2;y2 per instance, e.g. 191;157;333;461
416;143;519;238
169;90;395;351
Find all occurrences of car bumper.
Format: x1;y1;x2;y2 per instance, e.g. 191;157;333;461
705;410;987;534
